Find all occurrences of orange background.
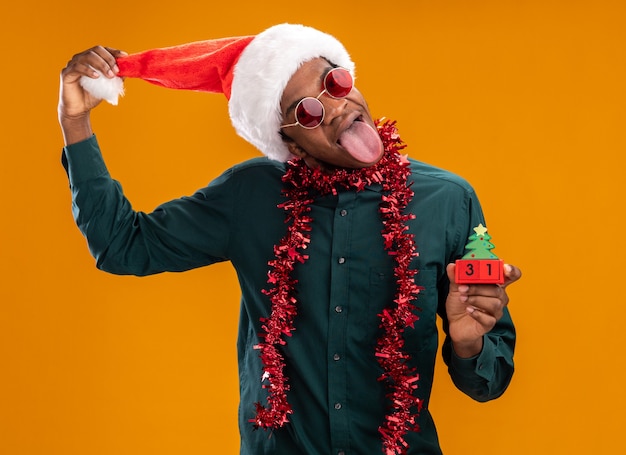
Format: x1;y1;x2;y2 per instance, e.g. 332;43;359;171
1;1;624;454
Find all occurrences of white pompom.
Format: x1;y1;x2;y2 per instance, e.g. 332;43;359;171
79;70;124;105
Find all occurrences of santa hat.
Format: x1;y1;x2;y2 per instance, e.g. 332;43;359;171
81;23;354;162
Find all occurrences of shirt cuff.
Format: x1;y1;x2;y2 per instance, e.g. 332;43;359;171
449;335;497;382
61;134;110;186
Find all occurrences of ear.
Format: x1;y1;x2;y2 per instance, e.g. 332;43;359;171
285;140;308;158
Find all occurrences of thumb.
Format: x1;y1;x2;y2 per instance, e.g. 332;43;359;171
502;263;522;288
446;263;460;292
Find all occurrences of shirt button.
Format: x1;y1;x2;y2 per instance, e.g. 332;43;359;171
335;305;343;313
333;353;341;361
334;403;342;410
338;257;346;264
340;209;348;216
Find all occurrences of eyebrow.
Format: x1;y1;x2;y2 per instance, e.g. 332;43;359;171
284;65;335;116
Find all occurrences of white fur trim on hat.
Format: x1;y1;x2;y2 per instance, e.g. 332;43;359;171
229;23;354;162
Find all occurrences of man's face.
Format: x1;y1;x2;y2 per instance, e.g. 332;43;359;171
279;58;384;170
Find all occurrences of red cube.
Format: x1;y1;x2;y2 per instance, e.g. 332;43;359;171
455;259;504;284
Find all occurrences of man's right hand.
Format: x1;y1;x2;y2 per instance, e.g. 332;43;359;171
58;46;126;145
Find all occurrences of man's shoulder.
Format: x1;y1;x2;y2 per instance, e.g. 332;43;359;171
210;157;286;187
408;157;475;194
230;157;286;175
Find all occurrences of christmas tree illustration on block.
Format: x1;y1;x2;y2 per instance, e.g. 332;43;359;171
455;223;505;284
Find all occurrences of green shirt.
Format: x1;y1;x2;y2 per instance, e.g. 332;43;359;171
62;136;515;455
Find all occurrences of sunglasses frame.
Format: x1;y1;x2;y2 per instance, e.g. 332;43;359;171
280;67;353;130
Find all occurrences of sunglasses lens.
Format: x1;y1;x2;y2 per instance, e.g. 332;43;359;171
295;98;324;128
325;68;353;98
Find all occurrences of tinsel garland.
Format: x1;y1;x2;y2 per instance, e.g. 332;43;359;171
250;119;423;454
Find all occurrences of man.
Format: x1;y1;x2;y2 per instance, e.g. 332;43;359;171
59;23;521;455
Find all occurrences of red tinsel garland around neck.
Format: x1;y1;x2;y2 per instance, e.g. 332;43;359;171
250;119;423;455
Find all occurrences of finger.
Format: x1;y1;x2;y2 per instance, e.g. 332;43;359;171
64;46;124;80
63;61;104;81
96;46;130;75
446;263;460;292
86;45;121;78
503;263;522;288
463;282;505;299
104;47;128;58
465;305;497;332
464;294;506;320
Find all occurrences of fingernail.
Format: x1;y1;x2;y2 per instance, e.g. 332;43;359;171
466;306;475;314
113;64;120;74
460;295;468;303
458;285;469;293
107;69;115;77
504;264;512;274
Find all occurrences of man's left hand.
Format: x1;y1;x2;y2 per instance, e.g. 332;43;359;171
444;262;522;358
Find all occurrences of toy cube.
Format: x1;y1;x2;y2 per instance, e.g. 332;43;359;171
455;259;504;284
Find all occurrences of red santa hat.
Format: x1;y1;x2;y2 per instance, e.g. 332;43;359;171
80;23;354;162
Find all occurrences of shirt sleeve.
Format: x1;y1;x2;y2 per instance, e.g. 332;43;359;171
61;135;234;276
446;312;515;402
438;185;516;402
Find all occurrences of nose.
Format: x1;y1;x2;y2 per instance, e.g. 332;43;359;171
321;96;348;125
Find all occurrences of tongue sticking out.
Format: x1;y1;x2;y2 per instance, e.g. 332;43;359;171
338;121;384;164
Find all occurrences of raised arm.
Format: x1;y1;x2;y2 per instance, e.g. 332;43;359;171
57;46;236;276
